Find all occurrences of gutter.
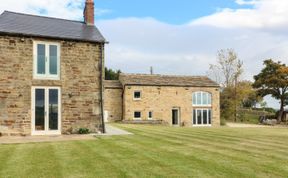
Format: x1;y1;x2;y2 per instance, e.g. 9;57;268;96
0;32;109;44
122;84;125;121
99;43;106;133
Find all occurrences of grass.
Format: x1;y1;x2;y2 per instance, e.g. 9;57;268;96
1;124;288;178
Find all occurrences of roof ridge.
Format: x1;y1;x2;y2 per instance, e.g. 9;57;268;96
120;73;209;78
2;10;85;24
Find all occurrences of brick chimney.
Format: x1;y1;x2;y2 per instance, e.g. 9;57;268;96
84;0;94;25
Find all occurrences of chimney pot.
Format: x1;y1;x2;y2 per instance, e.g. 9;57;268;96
84;0;94;25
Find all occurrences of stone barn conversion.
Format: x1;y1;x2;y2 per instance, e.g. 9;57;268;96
0;0;106;136
104;74;220;127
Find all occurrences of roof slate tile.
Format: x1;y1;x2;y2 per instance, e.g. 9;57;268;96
0;11;106;43
119;74;220;87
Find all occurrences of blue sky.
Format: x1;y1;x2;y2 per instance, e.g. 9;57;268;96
95;0;252;24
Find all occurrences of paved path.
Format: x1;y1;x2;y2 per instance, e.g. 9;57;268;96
103;124;133;136
0;124;132;144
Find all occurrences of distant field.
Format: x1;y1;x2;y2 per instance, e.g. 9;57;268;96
0;124;288;178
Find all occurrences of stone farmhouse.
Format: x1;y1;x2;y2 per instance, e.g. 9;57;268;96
0;0;220;136
0;0;106;136
104;74;220;127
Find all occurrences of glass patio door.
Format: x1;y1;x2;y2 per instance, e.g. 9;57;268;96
32;87;61;135
193;109;212;126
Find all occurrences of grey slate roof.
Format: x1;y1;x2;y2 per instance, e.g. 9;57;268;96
104;80;122;89
119;74;219;87
0;11;106;43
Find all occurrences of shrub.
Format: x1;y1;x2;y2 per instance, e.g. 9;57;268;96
220;118;226;126
78;128;90;134
252;107;276;113
264;107;276;113
238;112;245;122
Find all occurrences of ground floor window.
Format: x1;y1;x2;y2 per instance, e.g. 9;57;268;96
134;111;141;120
193;109;211;126
148;111;153;120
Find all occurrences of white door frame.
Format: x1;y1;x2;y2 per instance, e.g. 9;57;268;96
31;86;61;135
172;108;180;126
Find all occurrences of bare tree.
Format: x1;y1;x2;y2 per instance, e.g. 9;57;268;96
208;49;243;88
208;49;243;122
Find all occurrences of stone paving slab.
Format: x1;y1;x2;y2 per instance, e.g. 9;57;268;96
103;124;133;136
0;124;132;144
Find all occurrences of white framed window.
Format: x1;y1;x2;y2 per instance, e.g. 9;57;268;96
133;91;141;100
192;91;212;106
193;109;212;126
33;41;60;80
148;111;153;120
134;111;142;120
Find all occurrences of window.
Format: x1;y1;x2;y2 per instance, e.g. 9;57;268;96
134;91;141;100
148;111;153;120
134;111;141;120
192;92;212;106
34;42;60;80
193;109;211;126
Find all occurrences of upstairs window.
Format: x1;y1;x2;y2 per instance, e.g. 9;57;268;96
192;92;212;106
34;42;60;80
134;91;141;100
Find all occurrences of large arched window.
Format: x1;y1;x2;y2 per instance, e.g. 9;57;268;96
192;91;212;106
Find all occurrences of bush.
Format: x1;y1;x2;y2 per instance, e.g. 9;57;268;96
252;107;276;113
264;107;276;113
78;128;90;134
220;118;226;126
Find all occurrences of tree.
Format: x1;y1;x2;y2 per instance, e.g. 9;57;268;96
253;59;288;122
208;49;243;87
220;86;236;120
220;81;262;121
105;67;121;80
260;101;267;109
238;81;263;108
208;49;244;122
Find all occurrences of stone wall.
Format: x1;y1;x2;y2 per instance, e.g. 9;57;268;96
104;81;123;122
0;35;103;136
123;85;220;126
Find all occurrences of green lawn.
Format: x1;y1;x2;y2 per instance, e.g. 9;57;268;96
1;124;288;178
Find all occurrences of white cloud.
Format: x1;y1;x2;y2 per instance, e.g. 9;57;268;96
190;0;288;29
98;17;288;77
0;0;110;20
97;17;288;109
